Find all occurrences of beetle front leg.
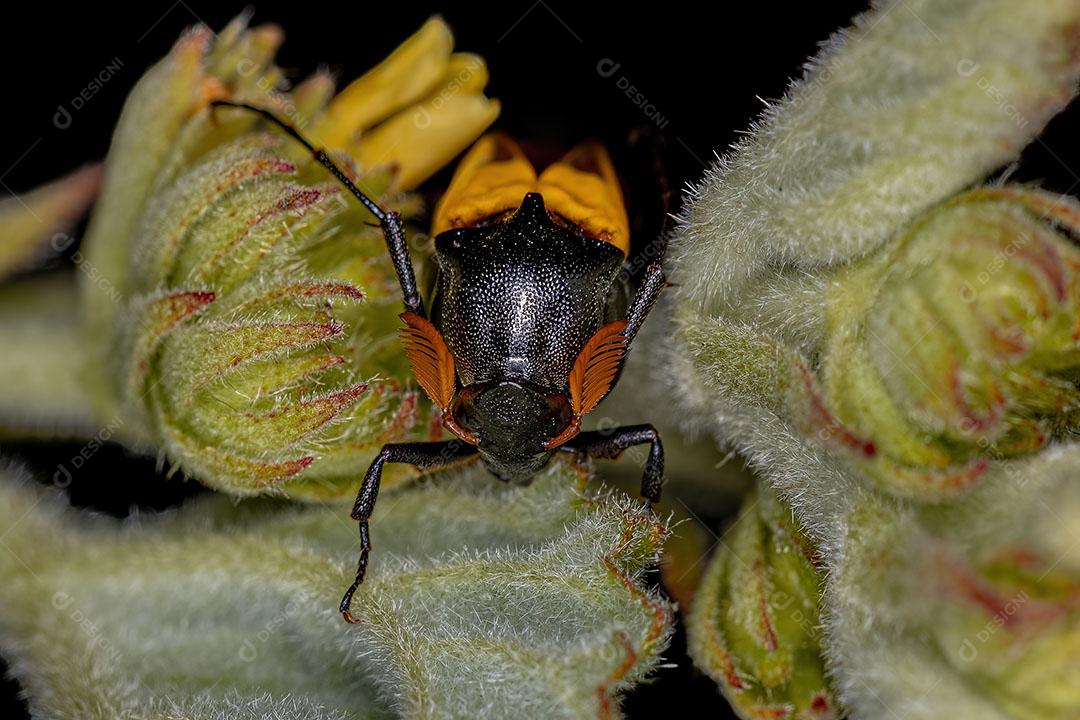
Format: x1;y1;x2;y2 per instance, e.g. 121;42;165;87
378;211;423;316
624;262;665;347
340;440;478;623
558;424;665;504
209;100;424;317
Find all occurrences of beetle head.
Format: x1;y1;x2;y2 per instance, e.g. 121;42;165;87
451;381;573;483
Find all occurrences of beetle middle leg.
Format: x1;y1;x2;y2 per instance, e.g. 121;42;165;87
209;100;424;317
558;424;665;504
340;439;478;623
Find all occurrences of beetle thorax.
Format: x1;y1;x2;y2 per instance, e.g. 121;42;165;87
433;193;624;390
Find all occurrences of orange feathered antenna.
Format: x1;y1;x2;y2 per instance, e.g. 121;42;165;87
545;320;628;449
399;311;456;411
568;320;628;416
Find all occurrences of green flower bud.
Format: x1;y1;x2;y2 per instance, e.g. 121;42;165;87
672;0;1080;502
665;0;1080;716
818;188;1080;498
688;486;839;719
830;451;1080;719
70;17;497;499
935;547;1080;719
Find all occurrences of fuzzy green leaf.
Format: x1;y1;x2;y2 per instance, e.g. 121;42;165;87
0;275;100;440
669;1;1080;718
0;459;672;719
676;0;1080;315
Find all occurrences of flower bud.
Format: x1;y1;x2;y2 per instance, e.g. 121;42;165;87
819;189;1080;497
831;452;1080;718
688;487;839;719
77;17;497;498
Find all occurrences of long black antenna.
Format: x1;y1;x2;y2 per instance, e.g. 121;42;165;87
210;100;423;316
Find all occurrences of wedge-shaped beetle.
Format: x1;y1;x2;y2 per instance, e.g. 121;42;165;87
212;102;667;623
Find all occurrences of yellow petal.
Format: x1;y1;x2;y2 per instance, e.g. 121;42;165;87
0;164;102;281
538;142;630;254
432;133;536;235
441;52;489;95
354;94;500;192
319;16;453;148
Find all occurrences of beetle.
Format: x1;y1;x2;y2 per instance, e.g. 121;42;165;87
211;101;667;623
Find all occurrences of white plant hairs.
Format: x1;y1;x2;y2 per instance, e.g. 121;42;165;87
671;0;1080;717
0;460;672;719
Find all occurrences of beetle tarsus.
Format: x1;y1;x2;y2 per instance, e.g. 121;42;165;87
339;440;479;622
557;424;665;503
339;519;372;624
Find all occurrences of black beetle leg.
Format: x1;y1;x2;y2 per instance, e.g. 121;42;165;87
340;440;478;623
557;424;665;504
209;100;424;317
624;262;665;347
626;262;665;349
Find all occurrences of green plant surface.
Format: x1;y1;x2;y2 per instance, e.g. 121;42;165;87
827;448;1080;719
0;164;100;282
0;275;98;439
677;0;1080;316
687;487;837;720
0;459;672;720
671;1;1080;717
0;16;498;501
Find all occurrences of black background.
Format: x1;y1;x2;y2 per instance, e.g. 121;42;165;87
2;1;1080;717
